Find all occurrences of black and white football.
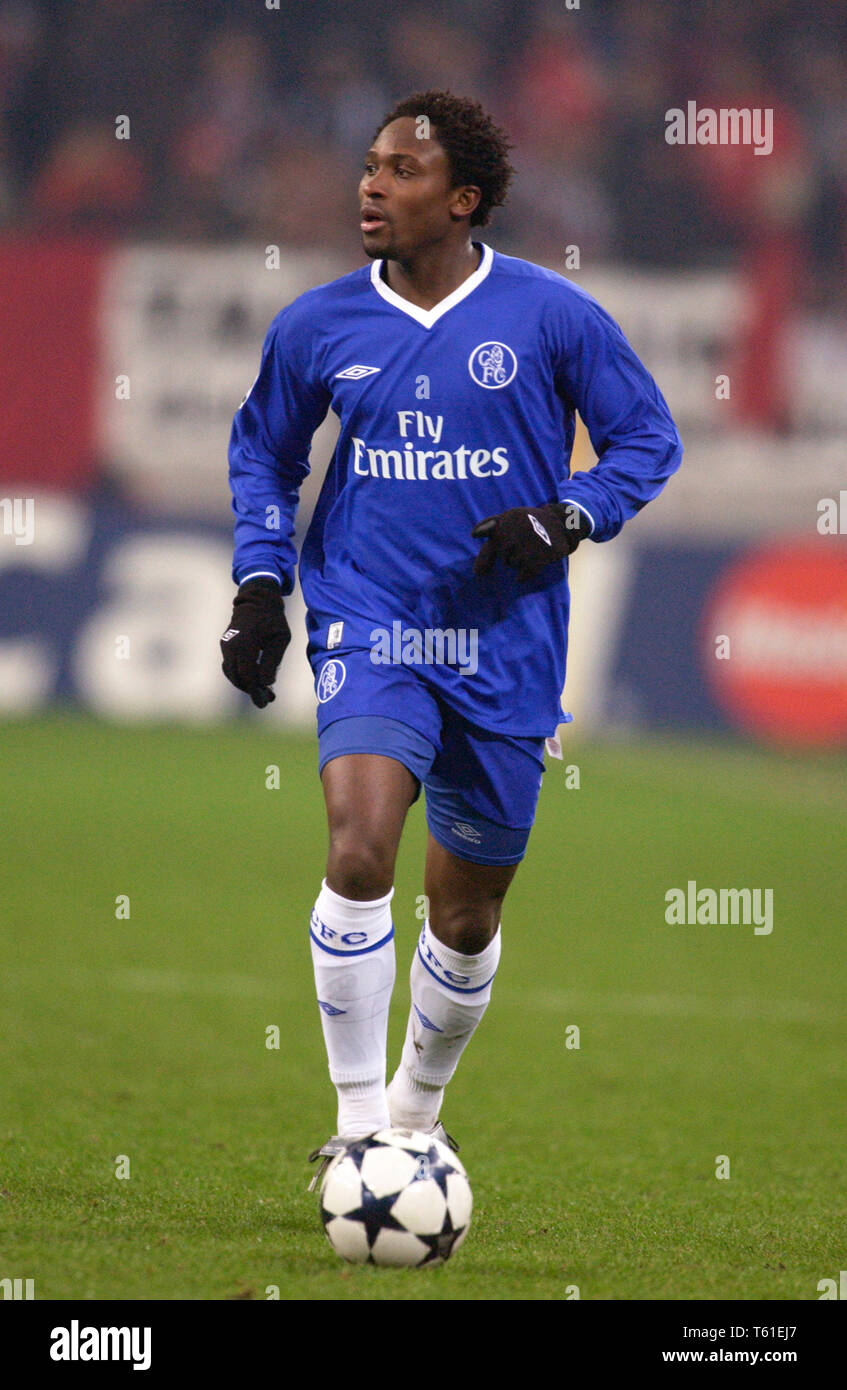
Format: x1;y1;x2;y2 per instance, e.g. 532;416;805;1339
318;1127;473;1267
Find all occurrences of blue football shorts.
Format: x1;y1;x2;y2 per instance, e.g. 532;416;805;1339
309;644;547;866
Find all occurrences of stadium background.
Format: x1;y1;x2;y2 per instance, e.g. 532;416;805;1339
2;0;846;1302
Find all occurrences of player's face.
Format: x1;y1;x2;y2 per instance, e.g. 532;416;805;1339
359;118;479;259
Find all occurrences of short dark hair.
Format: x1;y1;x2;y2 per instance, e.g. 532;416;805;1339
372;90;515;227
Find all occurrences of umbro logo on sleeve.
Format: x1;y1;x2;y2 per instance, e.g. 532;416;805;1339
335;365;381;379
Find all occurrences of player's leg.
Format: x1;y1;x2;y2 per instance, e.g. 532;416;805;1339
424;835;517;952
388;716;546;1132
322;751;417;901
387;837;518;1131
311;752;417;1140
307;648;441;1145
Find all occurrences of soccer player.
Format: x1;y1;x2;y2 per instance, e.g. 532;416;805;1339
220;91;682;1186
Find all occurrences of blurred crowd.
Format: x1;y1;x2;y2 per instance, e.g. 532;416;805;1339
0;0;845;290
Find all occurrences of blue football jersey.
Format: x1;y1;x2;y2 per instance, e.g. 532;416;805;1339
228;242;682;735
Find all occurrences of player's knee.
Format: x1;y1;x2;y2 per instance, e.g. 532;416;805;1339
428;900;501;955
326;832;395;901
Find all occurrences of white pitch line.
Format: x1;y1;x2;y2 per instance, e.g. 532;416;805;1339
605;753;847;821
2;965;282;1000
4;967;842;1028
108;968;281;998
521;989;842;1026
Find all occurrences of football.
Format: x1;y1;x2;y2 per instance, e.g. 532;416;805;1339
318;1128;473;1267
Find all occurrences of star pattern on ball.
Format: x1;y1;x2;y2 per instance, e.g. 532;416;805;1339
421;1144;455;1199
415;1205;466;1266
345;1140;374;1170
319;1132;472;1267
343;1187;410;1251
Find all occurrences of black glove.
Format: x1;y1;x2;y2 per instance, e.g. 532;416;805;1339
472;502;592;583
220;577;290;709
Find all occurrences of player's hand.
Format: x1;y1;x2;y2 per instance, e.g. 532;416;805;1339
472;502;592;583
220;577;290;709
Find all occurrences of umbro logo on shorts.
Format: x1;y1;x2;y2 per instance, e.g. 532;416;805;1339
451;821;483;844
335;365;381;380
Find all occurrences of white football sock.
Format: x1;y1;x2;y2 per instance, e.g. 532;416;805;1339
310;879;395;1137
388;918;501;1131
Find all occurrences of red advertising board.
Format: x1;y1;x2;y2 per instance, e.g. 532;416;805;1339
704;540;847;746
0;237;106;490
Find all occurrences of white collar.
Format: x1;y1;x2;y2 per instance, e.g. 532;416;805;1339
369;243;493;329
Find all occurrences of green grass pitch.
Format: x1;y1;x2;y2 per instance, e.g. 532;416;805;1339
2;716;845;1301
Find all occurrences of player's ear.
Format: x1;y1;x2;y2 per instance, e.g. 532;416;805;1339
450;185;482;221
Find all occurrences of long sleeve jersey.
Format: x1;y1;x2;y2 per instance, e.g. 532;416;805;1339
228;243;682;735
